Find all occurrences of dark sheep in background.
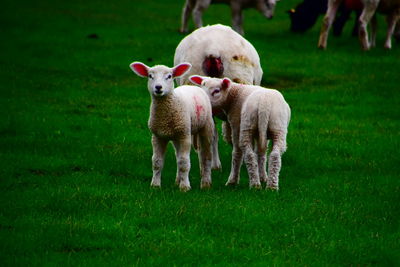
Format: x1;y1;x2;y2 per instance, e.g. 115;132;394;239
288;0;362;36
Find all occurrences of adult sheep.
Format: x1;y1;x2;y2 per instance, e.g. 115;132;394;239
318;0;400;50
174;24;263;86
288;0;362;36
174;24;263;170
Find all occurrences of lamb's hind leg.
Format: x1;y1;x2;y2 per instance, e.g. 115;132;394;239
240;129;261;189
257;140;268;184
267;132;287;190
173;136;192;192
198;123;213;189
151;135;168;188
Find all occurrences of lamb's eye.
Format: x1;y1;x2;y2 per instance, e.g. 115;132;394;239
148;74;153;79
166;74;172;79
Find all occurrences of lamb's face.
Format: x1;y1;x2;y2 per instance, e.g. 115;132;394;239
130;62;192;98
200;78;231;107
147;66;174;97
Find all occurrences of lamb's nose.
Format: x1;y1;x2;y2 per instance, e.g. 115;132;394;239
155;85;162;90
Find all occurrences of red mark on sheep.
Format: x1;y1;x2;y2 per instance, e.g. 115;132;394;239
202;56;224;77
193;96;204;120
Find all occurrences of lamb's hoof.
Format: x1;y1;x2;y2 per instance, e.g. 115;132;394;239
317;44;326;50
225;180;238;187
249;183;262;190
266;185;279;191
150;183;161;189
179;184;191;192
260;175;268;183
201;181;212;190
211;162;222;171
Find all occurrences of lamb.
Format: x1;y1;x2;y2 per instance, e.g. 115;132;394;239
318;0;400;50
190;75;290;190
180;0;278;35
174;24;263;170
239;89;290;190
129;62;215;192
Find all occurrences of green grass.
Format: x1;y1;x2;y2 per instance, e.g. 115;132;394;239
1;0;399;265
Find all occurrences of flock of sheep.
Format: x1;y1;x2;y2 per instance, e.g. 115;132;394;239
180;0;400;50
129;0;399;192
130;24;289;191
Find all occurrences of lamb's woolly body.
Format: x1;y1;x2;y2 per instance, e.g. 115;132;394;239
174;24;263;86
149;86;212;139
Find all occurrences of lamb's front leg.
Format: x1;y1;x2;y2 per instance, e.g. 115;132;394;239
226;127;243;186
198;123;213;189
151;135;168;188
211;123;222;170
173;136;192;192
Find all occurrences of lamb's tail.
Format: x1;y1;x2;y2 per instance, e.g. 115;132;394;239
202;55;224;77
257;100;269;150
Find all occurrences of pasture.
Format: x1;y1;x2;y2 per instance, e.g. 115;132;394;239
1;0;399;265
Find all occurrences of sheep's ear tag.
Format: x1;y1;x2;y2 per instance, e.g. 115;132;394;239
130;62;149;78
173;63;191;78
190;76;203;85
221;78;231;90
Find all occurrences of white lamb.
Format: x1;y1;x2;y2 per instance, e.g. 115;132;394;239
190;75;290;190
129;62;214;192
240;89;290;190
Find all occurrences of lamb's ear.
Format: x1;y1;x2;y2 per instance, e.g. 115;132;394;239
130;62;149;77
189;75;203;86
173;63;192;78
221;78;231;90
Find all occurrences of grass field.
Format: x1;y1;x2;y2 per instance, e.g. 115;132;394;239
1;0;400;265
